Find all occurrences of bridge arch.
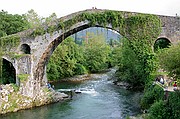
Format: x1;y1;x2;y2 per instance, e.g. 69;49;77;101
1;58;16;85
154;37;171;51
32;11;162;88
20;44;31;54
33;22;121;86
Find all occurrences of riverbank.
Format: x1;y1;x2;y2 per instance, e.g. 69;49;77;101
0;84;69;115
0;68;124;115
0;71;109;115
0;71;110;115
50;69;113;83
0;68;144;119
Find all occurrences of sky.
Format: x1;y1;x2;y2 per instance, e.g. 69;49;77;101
0;0;180;18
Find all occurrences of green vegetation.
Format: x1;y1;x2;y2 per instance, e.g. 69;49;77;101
83;33;111;72
0;10;29;37
0;34;20;51
47;33;112;81
30;10;124;37
140;42;180;118
47;37;86;80
116;14;161;88
11;83;19;92
141;83;164;109
158;43;180;85
109;45;122;67
141;86;180;119
17;74;30;82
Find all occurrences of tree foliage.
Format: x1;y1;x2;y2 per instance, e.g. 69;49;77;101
140;83;164;109
148;91;180;119
82;33;111;72
109;45;122;67
47;37;86;81
47;33;112;81
116;14;161;88
24;9;42;28
0;10;29;37
158;43;180;85
116;38;147;86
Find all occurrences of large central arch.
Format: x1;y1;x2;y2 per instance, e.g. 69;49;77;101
33;22;119;87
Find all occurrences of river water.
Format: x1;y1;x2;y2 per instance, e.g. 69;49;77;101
1;69;142;119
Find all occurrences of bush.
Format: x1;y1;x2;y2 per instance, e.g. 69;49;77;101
166;91;180;119
148;91;180;119
145;89;180;119
158;43;180;80
149;100;166;119
74;63;87;75
82;33;111;73
141;83;164;109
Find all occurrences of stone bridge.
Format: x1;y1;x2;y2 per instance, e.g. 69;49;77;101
0;9;180;97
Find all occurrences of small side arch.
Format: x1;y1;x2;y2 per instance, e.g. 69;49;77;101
20;44;31;54
154;37;171;51
1;58;16;85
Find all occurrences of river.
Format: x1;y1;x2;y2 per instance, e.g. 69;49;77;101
0;69;142;119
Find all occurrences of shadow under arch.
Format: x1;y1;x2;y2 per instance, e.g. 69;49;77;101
1;58;16;84
154;37;171;52
20;44;31;54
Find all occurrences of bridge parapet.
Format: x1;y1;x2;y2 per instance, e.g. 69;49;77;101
158;15;180;43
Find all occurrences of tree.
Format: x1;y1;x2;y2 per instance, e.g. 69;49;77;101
109;45;122;67
47;37;86;81
158;43;180;85
24;9;43;28
82;33;111;72
115;14;161;88
148;91;180;119
45;13;57;25
0;10;29;37
116;38;146;86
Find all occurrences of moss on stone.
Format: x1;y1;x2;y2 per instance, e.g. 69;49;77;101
11;83;19;92
12;53;30;59
0;34;20;50
17;74;29;82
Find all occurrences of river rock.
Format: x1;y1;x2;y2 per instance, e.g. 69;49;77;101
0;84;68;114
